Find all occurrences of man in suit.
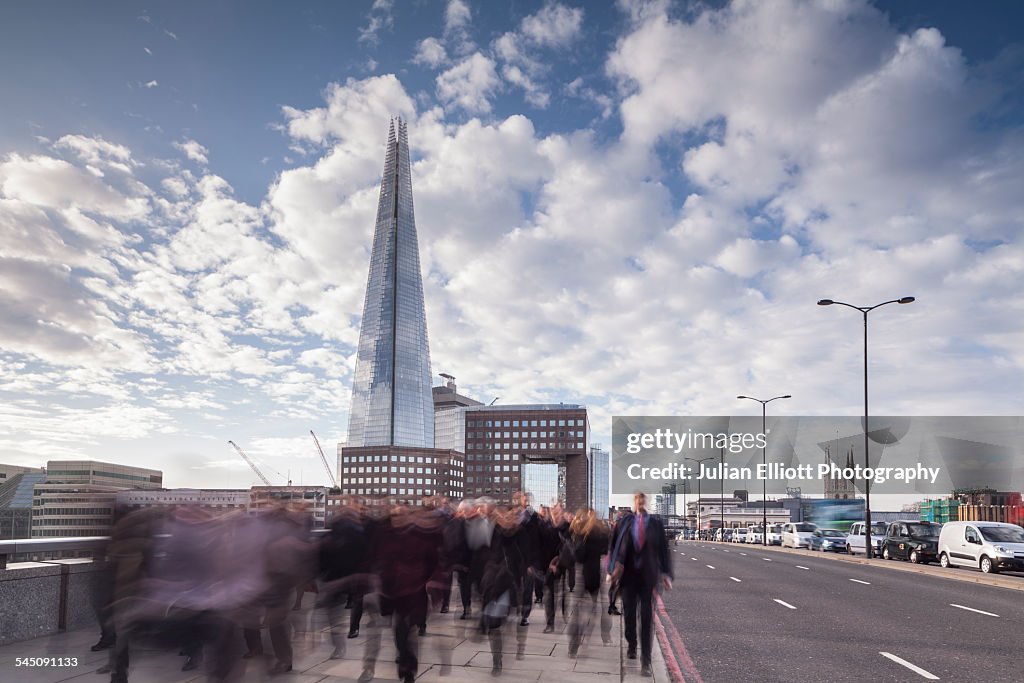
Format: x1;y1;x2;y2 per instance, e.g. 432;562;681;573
608;492;673;677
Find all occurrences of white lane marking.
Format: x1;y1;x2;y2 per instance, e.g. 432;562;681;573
849;579;871;585
950;603;999;618
723;549;730;553
706;565;715;569
739;552;747;556
796;566;810;570
773;599;796;610
691;557;698;561
879;652;939;680
763;558;772;562
729;577;742;582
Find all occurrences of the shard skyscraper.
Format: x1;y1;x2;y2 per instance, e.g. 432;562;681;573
347;118;434;448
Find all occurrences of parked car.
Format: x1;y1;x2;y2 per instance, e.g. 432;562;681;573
732;528;748;543
846;521;887;556
938;521;1024;574
766;523;784;546
881;520;941;563
810;528;848;552
746;526;764;544
781;522;817;548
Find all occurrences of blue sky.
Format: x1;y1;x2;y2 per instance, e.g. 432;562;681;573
1;0;1023;494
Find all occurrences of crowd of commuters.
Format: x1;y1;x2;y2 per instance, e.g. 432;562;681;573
90;490;672;683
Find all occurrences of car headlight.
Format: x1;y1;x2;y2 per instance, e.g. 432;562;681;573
994;545;1011;555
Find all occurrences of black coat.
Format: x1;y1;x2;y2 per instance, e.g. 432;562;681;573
480;524;526;609
611;512;673;587
569;526;609;594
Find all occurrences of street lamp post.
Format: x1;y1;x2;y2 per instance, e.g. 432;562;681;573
685;456;714;538
720;448;725;532
737;394;792;546
818;296;915;559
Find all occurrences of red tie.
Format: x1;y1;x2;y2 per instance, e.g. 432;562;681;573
637;514;646;550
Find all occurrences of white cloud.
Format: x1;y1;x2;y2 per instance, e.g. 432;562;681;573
445;0;471;32
0;153;149;220
174;139;209;165
145;80;158;88
492;3;585;107
414;37;448;68
359;0;394;44
56;135;137;174
436;52;500;113
520;3;583;47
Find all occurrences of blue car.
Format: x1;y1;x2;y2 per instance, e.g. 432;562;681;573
810;528;848;552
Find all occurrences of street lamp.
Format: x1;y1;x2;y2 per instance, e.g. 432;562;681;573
685;456;715;539
737;394;792;546
818;296;915;559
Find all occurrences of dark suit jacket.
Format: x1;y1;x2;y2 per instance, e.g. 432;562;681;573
610;512;673;587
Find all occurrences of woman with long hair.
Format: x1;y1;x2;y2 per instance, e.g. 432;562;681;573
559;508;612;657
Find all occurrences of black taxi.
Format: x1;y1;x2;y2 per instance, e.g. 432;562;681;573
881;520;941;563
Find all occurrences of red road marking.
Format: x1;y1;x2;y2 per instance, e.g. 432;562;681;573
654;606;687;683
655;594;705;683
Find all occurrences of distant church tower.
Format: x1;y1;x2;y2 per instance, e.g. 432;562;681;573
347;118;434;448
824;446;858;500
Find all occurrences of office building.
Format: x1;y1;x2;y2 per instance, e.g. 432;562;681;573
31;460;163;537
116;488;250;512
462;404;589;510
249;486;331;528
656;483;677;516
347;118;434;450
338;446;464;505
338;121;466;506
0;469;46;539
589;444;610;518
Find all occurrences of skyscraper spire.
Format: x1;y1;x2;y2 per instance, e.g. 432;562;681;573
347;118;434;448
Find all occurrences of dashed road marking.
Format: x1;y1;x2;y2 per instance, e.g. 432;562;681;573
879;652;939;680
849;579;871;585
773;599;796;610
763;558;772;562
796;566;809;570
729;577;741;582
739;552;747;556
950;603;999;618
706;565;715;569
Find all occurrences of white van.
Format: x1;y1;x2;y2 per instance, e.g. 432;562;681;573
781;522;817;548
746;525;764;544
732;528;748;543
846;521;887;556
938;521;1024;574
766;523;784;546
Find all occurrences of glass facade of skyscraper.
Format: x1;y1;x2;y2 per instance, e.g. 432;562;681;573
347;119;434;448
589;445;609;517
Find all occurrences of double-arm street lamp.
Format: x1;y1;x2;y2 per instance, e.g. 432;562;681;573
818;296;915;559
685;456;715;537
737;394;792;546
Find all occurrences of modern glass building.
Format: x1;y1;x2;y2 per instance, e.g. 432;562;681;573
347;118;434;449
589;444;609;517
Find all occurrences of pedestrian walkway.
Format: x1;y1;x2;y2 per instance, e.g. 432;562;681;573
0;595;672;683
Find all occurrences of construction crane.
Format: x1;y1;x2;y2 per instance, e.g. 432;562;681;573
228;440;271;486
310;430;338;488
